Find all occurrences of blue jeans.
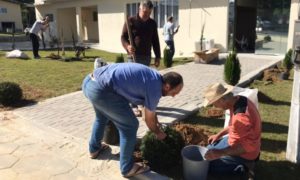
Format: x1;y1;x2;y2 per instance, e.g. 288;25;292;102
127;55;151;66
207;136;252;175
82;75;139;175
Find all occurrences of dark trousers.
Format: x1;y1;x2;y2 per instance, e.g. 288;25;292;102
30;33;40;58
165;40;175;58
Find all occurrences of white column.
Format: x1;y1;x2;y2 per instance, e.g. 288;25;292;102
76;6;83;43
97;4;101;44
286;67;300;163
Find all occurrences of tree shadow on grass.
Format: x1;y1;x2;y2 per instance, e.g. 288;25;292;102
262;121;288;134
258;91;290;106
261;138;287;153
255;160;300;180
184;113;225;128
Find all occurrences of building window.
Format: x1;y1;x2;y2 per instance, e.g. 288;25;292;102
93;11;98;21
126;0;179;28
0;8;7;14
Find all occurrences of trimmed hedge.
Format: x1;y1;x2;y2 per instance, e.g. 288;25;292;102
140;126;184;171
0;82;23;106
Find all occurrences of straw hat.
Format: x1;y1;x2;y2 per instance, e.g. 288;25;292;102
203;83;234;107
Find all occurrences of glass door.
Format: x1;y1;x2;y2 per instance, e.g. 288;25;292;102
255;0;291;55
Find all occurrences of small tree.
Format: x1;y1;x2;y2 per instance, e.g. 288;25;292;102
163;46;172;68
115;54;124;63
282;49;293;73
280;49;293;80
140;126;184;171
224;50;241;85
0;82;23;106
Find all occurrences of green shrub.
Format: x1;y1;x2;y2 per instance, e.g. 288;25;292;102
0;82;23;106
163;47;173;68
264;35;272;42
140;126;184;171
115;54;124;63
224;50;241;85
282;49;293;72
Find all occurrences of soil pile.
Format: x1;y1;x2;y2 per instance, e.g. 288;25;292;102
174;124;210;146
263;68;283;82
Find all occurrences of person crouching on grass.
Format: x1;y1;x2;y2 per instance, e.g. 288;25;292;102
203;83;261;177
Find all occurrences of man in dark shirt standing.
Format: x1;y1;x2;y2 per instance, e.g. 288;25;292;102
121;0;161;67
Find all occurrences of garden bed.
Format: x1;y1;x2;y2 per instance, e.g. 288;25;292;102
133;123;211;178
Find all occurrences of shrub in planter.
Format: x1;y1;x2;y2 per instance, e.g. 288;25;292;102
115;54;124;63
282;49;293;72
281;49;293;80
163;47;173;67
140;126;184;171
0;82;23;106
224;50;241;86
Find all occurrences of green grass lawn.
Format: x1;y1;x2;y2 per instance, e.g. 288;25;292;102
0;49;192;102
180;74;300;180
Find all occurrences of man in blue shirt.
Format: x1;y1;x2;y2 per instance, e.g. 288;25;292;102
82;63;183;177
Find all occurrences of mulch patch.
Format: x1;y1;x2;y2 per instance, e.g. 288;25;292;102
262;67;284;82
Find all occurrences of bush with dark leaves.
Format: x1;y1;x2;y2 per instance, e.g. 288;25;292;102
0;82;23;106
140;126;184;171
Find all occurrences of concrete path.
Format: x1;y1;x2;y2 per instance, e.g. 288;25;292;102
0;54;283;179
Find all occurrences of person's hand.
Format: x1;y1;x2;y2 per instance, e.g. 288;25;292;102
155;130;167;140
175;25;180;33
208;134;220;144
204;149;223;160
127;45;135;55
154;58;160;68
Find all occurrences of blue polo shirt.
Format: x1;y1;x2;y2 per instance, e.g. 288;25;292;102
93;63;163;111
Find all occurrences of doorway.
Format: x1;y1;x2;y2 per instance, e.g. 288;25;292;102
234;0;257;53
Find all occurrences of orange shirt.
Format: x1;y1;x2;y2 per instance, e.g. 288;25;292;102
228;96;261;160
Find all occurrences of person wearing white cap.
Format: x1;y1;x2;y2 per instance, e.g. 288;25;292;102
203;83;261;176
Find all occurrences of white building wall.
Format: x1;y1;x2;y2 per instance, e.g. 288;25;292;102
172;0;228;57
34;0;229;56
0;1;23;31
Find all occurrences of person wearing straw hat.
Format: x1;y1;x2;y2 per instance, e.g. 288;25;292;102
203;83;261;176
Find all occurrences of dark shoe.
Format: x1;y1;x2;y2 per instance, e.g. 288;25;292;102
34;56;41;59
89;143;109;159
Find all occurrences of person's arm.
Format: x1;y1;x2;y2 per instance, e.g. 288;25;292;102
152;21;161;67
205;143;246;160
207;126;229;144
144;108;166;140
